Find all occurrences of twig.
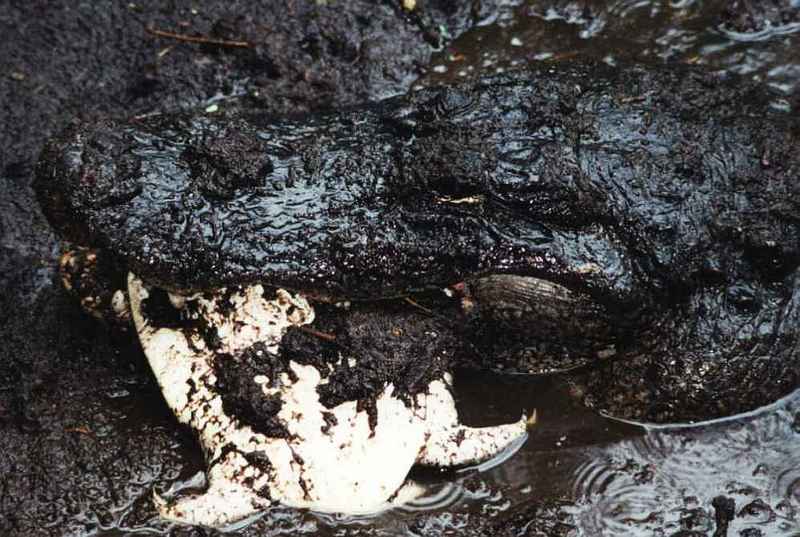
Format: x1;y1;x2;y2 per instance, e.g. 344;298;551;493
65;425;92;435
298;326;337;342
157;45;175;59
404;297;435;315
146;26;251;48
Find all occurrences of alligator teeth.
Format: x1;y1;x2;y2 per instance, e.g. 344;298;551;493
127;273;528;527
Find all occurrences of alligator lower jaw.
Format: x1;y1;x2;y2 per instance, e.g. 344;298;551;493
60;245;620;383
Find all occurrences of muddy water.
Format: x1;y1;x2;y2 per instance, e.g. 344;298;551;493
568;392;800;536
424;0;799;111
41;1;800;536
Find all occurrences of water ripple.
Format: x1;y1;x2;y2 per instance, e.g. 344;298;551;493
396;481;466;514
570;391;800;535
720;22;800;43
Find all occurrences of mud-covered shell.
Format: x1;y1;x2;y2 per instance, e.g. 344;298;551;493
127;274;527;526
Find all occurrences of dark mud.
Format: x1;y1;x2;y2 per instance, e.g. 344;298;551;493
210;300;458;438
425;0;800;109
281;301;458;408
213;342;295;440
4;1;800;537
0;285;198;536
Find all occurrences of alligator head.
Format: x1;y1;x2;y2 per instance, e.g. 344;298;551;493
35;59;800;422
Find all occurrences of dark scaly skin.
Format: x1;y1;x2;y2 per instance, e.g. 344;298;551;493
35;60;799;301
34;60;800;421
719;0;800;33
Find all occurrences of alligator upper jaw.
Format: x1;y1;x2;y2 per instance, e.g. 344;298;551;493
32;63;619;301
34;59;800;310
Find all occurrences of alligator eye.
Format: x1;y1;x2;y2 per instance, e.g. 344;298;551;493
465;274;618;372
430;87;477;121
385;86;477;131
468;274;613;336
183;125;273;200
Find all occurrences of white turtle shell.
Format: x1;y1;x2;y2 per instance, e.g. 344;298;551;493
128;273;527;527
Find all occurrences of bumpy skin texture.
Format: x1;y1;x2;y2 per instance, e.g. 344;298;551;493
719;0;800;33
35;60;800;299
36;60;800;422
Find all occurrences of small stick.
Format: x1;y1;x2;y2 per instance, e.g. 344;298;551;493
146;26;251;48
157;45;175;58
404;296;435;315
298;326;337;342
65;425;92;435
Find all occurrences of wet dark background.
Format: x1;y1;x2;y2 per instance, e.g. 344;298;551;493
1;1;799;536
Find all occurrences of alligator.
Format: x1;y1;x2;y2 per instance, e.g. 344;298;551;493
34;59;800;523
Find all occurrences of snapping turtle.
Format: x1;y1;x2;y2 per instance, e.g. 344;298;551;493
34;58;800;521
51;245;531;526
126;274;527;527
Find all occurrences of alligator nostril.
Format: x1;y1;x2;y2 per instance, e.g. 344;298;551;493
80;128;143;207
87;130;121;153
184;126;273;200
727;284;760;313
432;87;476;119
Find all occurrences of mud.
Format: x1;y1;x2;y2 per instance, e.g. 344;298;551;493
212;341;294;440
207;299;461;440
281;301;458;409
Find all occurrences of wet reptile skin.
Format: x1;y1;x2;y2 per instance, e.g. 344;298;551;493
34;60;800;421
35;60;800;301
